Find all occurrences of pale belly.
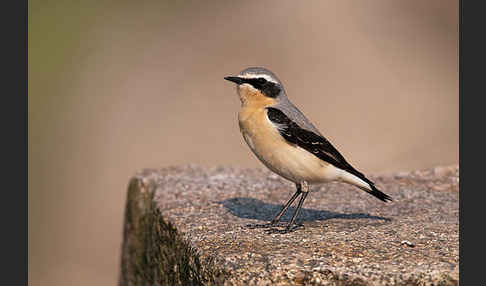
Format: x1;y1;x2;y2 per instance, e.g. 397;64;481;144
239;109;342;184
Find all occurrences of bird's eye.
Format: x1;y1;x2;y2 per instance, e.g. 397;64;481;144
257;78;267;84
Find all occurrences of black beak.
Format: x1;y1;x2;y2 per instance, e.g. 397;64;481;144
224;76;245;85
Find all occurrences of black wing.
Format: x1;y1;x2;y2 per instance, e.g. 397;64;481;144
266;107;392;202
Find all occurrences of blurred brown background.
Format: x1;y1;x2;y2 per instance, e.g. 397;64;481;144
29;1;458;285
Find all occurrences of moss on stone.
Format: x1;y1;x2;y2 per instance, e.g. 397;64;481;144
120;178;227;285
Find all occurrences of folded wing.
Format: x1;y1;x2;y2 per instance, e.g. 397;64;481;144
266;107;392;202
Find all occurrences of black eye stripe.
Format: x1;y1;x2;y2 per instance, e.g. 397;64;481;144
245;77;267;89
243;77;280;98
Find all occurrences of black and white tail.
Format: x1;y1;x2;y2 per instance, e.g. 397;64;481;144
340;169;393;202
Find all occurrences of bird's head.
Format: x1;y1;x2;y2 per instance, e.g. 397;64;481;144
224;67;285;106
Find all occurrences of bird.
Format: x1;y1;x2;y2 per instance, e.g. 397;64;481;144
224;67;392;233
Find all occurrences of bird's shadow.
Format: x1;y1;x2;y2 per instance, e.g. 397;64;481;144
217;197;391;223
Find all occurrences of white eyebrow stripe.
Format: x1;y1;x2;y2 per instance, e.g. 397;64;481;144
239;73;279;84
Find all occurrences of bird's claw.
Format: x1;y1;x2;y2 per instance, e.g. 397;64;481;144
245;222;287;229
264;224;304;234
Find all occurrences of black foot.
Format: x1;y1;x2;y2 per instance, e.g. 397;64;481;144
245;222;287;229
264;223;304;234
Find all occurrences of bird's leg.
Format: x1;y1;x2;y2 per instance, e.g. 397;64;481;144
285;191;308;230
246;183;302;229
270;183;302;225
265;181;310;234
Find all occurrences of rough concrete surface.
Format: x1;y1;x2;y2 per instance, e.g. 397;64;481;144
119;165;459;285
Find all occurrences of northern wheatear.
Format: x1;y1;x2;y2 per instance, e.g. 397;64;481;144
224;67;392;233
